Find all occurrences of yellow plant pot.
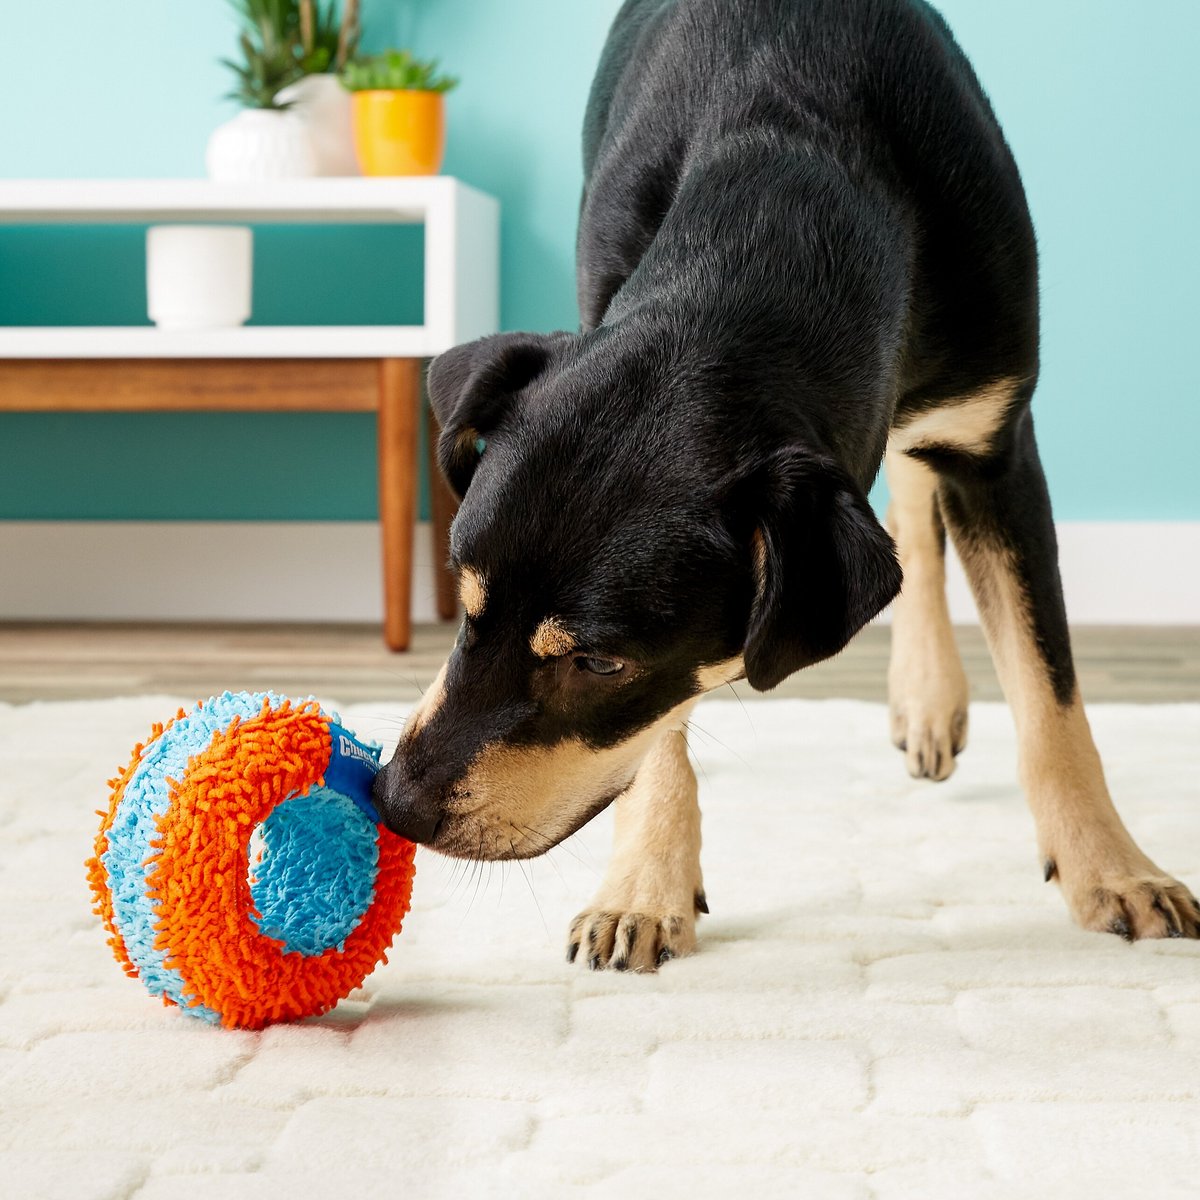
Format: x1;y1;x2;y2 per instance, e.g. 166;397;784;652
351;90;445;176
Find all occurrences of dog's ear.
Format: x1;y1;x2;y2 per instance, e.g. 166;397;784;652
737;447;902;691
427;331;568;498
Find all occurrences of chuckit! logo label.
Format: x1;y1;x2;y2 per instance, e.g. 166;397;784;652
338;733;378;770
324;722;384;823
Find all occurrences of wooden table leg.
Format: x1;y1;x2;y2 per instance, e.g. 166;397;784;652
425;398;460;621
378;358;420;651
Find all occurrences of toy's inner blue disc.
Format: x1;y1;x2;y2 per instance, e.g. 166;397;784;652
248;785;380;956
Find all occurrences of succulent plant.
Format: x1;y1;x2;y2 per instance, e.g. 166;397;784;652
340;49;459;94
221;0;362;109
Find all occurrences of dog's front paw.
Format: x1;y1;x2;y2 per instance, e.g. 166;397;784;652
888;653;969;782
888;684;968;781
567;897;703;972
1049;851;1200;940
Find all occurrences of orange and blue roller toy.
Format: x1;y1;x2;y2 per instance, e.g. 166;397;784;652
86;691;416;1030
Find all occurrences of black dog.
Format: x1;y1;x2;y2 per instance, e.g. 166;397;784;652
375;0;1199;969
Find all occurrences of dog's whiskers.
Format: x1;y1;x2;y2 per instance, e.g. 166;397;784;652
443;850;474;906
511;822;576;893
511;841;549;936
724;680;757;734
457;828;489;924
687;716;751;768
555;829;601;874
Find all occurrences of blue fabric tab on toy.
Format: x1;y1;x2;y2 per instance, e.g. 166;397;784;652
324;721;383;824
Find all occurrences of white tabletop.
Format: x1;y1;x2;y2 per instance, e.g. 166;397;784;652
0;176;482;224
0;177;500;358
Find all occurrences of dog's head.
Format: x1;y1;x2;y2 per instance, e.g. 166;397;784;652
373;328;901;857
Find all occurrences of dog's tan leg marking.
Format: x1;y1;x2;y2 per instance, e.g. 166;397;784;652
890;379;1019;457
459;568;487;619
884;447;968;781
568;707;704;972
955;537;1200;938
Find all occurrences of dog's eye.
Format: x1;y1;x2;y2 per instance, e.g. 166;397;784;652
573;655;624;677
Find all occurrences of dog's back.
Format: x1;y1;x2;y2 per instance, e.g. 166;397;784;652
391;0;1198;955
580;0;1038;399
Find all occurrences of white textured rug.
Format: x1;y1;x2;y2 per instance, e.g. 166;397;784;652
2;696;1200;1200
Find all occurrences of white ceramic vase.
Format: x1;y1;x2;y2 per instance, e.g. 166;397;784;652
205;109;318;181
146;225;253;331
276;74;358;176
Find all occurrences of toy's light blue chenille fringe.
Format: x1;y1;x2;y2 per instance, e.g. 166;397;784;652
249;784;379;956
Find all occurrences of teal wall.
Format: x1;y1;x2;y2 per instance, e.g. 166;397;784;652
2;0;1197;520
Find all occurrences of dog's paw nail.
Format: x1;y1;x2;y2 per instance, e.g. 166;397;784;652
567;941;579;963
611;957;629;972
1074;877;1200;941
695;890;709;915
1151;895;1182;938
1109;917;1134;942
1043;857;1057;883
656;946;675;967
588;954;602;971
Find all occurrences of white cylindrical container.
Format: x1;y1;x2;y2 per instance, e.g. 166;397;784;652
146;225;253;331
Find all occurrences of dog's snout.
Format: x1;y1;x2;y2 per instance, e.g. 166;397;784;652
372;760;443;845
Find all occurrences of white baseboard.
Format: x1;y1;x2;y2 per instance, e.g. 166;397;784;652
0;520;1197;626
0;521;439;624
940;522;1199;626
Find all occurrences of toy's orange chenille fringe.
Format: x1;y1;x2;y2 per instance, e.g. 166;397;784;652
152;700;415;1029
87;699;416;1030
86;709;187;980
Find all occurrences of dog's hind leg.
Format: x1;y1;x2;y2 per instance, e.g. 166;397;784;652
934;401;1200;939
885;445;969;780
567;718;705;971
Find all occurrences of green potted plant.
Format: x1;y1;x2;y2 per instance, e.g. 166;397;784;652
277;0;362;175
207;0;315;180
341;50;458;176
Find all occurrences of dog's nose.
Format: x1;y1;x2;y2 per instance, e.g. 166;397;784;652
372;762;442;844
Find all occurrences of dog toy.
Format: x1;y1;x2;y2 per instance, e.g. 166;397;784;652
86;691;415;1030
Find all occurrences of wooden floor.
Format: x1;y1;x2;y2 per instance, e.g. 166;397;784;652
2;621;1199;705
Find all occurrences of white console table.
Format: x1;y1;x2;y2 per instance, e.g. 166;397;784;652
0;177;500;649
